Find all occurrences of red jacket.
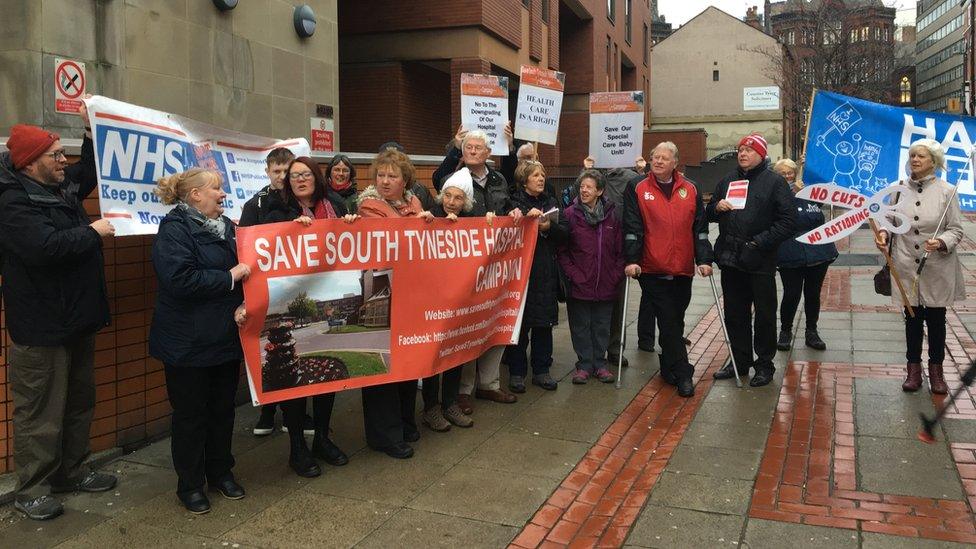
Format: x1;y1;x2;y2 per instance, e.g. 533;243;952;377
623;171;712;277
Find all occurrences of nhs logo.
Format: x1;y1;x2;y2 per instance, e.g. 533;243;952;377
96;126;190;184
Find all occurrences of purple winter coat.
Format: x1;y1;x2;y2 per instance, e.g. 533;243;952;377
557;198;625;302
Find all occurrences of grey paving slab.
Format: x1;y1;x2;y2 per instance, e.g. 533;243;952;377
790;349;853;363
857;436;964;500
0;503;110;548
855;393;936;439
61;460;174;519
692;400;774;428
626;505;745;548
743;518;858;549
304;451;452;506
646;472;753;515
354;507;519;548
666;443;762;480
224;492;396;548
54;522;221;549
852;350;906;363
681;421;771;451
854;377;908;396
459;431;590;480
942;417;976;443
505;402;618;444
407;466;553;527
853;338;911;351
861;531;975;548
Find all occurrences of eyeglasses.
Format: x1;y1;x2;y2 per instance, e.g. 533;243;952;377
43;150;67;161
289;172;314;180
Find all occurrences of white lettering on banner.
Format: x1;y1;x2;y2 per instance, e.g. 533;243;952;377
87;95;311;235
898;114;976;194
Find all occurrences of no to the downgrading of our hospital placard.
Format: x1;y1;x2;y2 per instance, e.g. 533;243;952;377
460;73;509;156
85;96;309;235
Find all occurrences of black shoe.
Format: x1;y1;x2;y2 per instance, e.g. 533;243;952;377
749;370;774;387
676;378;695;398
288;433;321;477
253;406;276;436
51;471;117;493
532;373;558;390
312;436;349;466
403;427;421;443
712;363;740;380
211;478;245;500
777;328;792;351
14;495;63;520
508;375;527;393
805;329;826;351
179;490;211;515
375;442;414;459
608;355;629;368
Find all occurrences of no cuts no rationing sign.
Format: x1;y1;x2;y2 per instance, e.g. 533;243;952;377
55;58;86;114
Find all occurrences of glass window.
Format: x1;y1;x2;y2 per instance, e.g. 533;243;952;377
607;0;615;23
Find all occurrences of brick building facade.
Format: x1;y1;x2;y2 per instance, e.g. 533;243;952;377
338;0;653;173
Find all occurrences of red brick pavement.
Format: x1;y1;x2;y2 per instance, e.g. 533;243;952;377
509;309;730;548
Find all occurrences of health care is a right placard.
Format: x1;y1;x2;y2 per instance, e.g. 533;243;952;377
589;91;644;168
515;66;565;146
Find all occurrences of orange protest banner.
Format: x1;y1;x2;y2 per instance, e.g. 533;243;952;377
235;216;538;405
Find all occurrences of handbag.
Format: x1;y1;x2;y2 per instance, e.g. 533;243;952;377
874;234;893;296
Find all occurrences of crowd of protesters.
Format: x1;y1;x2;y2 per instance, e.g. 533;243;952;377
4;98;966;520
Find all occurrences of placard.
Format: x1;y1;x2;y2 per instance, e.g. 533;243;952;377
588;91;644;168
460;73;509;156
515;66;565;145
85;96;309;235
726;180;749;209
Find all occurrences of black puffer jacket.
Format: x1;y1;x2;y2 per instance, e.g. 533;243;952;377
0;137;110;345
433;147;513;216
511;189;568;327
777;195;838;269
149;207;243;367
705;160;796;274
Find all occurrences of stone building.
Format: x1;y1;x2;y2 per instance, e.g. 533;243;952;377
0;0;339;144
650;7;785;161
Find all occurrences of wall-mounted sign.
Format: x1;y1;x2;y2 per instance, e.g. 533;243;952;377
55;58;86;115
743;86;780;111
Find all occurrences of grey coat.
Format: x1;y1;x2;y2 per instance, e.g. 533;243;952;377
888;177;964;308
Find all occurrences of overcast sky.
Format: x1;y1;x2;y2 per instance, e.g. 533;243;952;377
656;1;917;28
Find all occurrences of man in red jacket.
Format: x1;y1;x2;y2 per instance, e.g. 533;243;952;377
623;142;714;397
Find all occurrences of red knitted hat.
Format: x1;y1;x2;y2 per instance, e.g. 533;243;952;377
738;134;767;159
7;124;60;170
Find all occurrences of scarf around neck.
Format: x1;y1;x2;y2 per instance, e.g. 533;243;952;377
581;198;605;226
177;202;226;240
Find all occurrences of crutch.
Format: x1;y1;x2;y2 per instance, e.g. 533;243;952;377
615;277;631;389
709;275;743;388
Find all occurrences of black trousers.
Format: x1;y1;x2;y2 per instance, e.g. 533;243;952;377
361;380;418;448
778;263;829;330
507;325;553;377
637;284;659;349
164;361;240;498
638;275;695;382
721;266;778;374
905;306;946;364
281;394;335;436
421;366;463;411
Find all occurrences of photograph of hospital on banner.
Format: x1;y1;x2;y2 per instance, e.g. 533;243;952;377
260;269;392;392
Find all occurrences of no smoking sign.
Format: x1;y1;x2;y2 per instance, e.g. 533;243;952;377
55;58;86;114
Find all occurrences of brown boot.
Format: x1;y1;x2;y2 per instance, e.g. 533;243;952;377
902;363;923;392
928;363;949;395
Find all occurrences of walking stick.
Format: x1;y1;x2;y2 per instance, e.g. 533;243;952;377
919;359;976;443
709;275;743;388
615;277;631;389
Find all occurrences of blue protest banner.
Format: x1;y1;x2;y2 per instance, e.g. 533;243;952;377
804;90;976;210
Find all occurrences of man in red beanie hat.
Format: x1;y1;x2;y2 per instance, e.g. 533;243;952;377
706;133;795;388
0;98;118;520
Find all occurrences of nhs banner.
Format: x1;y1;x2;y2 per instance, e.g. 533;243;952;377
804;90;976;211
85;96;310;235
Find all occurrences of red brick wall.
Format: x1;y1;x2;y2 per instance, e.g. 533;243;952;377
645;129;708;169
400;63;453;156
548;0;560;70
530;0;545;61
339;64;402;154
340;0;522;49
